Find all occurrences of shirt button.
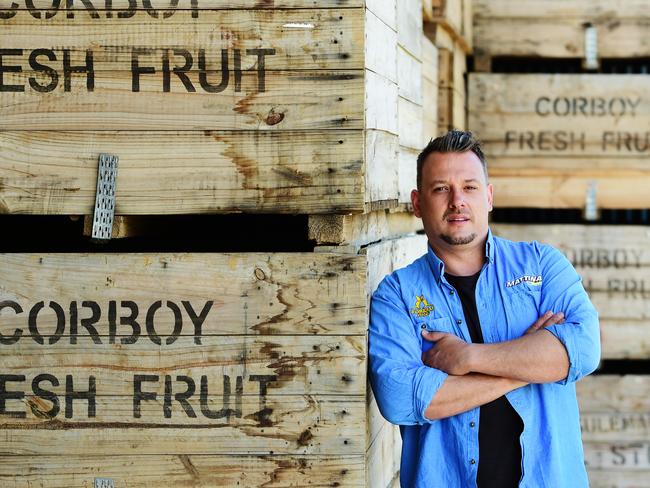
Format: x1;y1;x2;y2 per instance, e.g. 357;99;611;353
470;459;476;465
449;290;454;296
420;324;426;329
456;319;462;325
470;421;475;428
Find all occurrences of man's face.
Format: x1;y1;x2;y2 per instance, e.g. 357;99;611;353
411;151;493;251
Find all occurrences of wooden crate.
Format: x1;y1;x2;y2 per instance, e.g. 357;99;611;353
397;0;426;204
578;375;650;488
473;0;650;70
0;232;427;487
423;0;472;52
470;74;650;209
422;35;439;143
492;224;650;359
0;1;418;216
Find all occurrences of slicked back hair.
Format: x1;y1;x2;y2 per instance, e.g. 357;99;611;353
416;130;488;190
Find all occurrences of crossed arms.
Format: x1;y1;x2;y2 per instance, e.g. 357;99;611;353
368;246;601;426
420;312;567;420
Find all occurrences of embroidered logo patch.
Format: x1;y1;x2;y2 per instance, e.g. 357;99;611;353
410;295;435;317
505;274;542;288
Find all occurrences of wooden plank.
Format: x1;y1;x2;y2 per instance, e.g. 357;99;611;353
492;224;650;358
0;398;364;455
398;146;419;203
490;175;650;210
578;375;650;485
1;0;364;9
365;129;399;206
0;253;367;336
398;96;424;151
470;74;650;208
308;210;421;248
363;234;427;294
397;0;423;60
365;70;398;133
473;0;650;59
365;7;398;83
422;35;439;141
0;130;365;215
397;46;423;105
366;418;401;488
0;454;365;488
0;8;363;71
365;0;397;31
0;69;363;131
1;337;366;396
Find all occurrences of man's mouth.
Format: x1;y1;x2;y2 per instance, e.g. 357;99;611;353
446;215;470;222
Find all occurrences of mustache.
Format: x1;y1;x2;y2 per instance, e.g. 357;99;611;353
443;210;472;219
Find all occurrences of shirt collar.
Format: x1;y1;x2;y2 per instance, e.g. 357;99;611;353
426;228;495;283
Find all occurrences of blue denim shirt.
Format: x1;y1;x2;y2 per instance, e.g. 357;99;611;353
369;229;601;487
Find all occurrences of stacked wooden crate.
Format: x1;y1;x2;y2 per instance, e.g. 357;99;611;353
471;2;650;486
0;1;436;486
423;0;472;133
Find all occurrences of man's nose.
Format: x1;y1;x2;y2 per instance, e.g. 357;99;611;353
448;187;465;208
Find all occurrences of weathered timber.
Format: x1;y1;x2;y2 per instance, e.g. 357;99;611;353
308;210;422;248
471;74;650;208
423;0;471;51
422;34;439;140
0;253;366;336
397;0;423;60
1;70;363;131
1;337;365;396
474;0;650;60
0;404;363;456
0;130;364;214
0;454;365;488
492;224;650;358
366;7;398;83
437;44;466;132
0;9;362;71
578;376;650;486
366;0;397;31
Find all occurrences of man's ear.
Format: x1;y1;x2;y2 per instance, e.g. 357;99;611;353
486;183;494;212
411;189;422;218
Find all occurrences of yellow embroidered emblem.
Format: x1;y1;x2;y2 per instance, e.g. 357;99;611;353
410;295;435;317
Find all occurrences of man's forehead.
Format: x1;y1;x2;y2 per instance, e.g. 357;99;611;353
422;152;486;181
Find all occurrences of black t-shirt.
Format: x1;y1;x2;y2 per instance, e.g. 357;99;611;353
445;271;524;488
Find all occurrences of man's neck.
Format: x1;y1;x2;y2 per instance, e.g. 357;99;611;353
430;238;487;277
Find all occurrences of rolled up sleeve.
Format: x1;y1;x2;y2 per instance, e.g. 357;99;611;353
537;244;601;384
369;275;448;425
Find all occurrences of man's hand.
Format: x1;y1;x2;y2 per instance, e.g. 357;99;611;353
421;331;473;375
421;310;566;376
525;310;565;335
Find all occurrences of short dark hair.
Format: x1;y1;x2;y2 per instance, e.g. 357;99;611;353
416;130;487;190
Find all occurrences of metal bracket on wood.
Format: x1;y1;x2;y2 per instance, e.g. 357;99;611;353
91;153;119;242
583;181;599;221
583;23;599;70
94;478;115;488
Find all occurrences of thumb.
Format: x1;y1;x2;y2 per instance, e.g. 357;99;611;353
421;330;447;342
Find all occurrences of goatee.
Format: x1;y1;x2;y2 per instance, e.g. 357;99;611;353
440;233;477;245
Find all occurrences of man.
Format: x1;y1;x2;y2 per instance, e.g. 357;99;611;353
368;130;600;487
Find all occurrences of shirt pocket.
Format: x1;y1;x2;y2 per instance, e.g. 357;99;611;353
503;286;542;336
418;316;455;354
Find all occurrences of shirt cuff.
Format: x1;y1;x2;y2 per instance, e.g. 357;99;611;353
544;323;578;385
414;365;449;423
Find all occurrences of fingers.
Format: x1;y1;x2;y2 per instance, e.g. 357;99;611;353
421;330;449;342
526;311;565;335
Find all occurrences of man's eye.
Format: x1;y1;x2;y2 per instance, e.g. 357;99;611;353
433;187;448;192
465;186;477;191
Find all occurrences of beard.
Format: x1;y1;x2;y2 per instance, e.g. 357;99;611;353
439;232;477;245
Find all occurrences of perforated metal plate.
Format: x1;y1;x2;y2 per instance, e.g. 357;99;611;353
94;478;115;488
91;154;119;241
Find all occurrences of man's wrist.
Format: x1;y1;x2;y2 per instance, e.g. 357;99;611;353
464;343;484;373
